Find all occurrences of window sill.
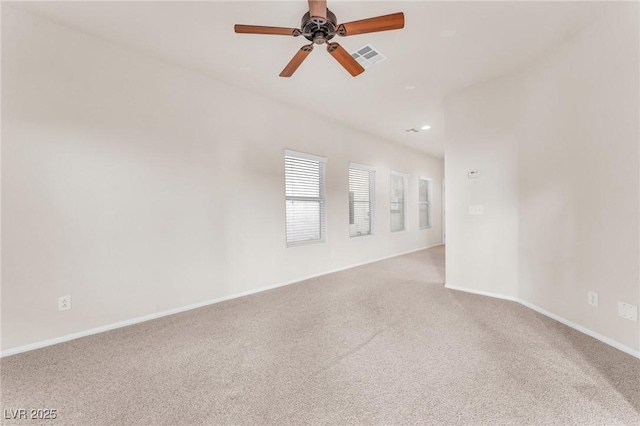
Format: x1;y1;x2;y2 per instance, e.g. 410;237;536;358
286;239;326;248
350;233;375;238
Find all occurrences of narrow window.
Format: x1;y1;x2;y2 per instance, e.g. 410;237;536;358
348;163;375;237
284;150;326;246
390;172;408;232
419;178;432;229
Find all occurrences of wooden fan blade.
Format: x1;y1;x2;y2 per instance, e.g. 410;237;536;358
234;24;300;36
308;0;327;20
338;12;404;36
326;43;365;77
280;44;314;77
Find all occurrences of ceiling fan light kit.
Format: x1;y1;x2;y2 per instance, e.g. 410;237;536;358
234;0;404;78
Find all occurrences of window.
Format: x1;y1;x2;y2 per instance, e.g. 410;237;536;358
284;150;326;246
419;178;432;229
348;163;375;237
390;172;408;232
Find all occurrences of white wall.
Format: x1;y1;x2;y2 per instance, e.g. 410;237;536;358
444;74;521;298
517;5;639;351
1;8;443;352
445;3;639;351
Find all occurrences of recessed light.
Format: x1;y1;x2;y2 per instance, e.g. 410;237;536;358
440;30;457;37
404;85;416;90
421;125;431;130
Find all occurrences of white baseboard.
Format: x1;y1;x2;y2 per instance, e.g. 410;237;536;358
444;284;519;302
518;300;640;359
1;244;443;358
445;284;640;360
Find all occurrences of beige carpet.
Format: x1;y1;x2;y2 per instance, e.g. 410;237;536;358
1;246;639;425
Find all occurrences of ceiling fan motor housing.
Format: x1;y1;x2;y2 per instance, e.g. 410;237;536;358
301;9;337;44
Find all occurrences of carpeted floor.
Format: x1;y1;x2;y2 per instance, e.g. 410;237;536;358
1;245;639;425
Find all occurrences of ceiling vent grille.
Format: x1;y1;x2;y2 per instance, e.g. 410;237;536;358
350;44;387;69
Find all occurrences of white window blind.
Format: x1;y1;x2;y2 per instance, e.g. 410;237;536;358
390;173;407;232
348;163;375;237
284;151;326;246
419;178;432;229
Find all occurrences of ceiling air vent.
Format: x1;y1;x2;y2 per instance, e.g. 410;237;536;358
350;44;387;69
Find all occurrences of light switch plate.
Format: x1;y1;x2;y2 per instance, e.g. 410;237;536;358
468;205;484;215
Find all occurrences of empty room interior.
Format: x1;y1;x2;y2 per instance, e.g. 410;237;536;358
1;0;639;424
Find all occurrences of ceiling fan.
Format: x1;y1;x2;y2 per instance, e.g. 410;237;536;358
234;0;404;77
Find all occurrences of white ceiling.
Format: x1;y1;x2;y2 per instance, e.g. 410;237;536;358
7;1;618;158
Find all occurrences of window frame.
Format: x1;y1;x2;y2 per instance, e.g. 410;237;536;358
284;149;327;247
348;162;376;238
419;177;433;230
390;171;409;233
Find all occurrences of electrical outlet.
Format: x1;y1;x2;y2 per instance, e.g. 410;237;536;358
587;291;598;307
618;302;638;322
58;295;71;311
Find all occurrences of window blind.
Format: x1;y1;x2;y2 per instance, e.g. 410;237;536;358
419;178;432;229
348;164;375;237
285;152;326;246
390;173;406;232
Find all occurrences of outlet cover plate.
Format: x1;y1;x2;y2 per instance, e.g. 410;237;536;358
58;295;71;311
618;302;638;322
588;291;598;307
